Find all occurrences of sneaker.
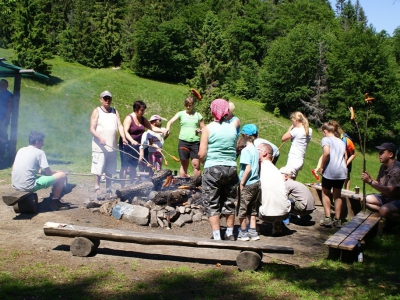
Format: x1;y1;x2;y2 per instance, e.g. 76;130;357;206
272;221;283;236
248;229;260;241
224;233;235;241
283;217;290;225
333;219;342;228
50;199;70;211
319;217;333;227
237;229;250;241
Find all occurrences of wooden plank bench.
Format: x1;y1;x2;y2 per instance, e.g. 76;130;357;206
307;183;362;219
2;191;38;213
324;211;381;262
43;222;294;271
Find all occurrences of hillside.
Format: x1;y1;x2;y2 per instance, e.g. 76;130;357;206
0;48;381;191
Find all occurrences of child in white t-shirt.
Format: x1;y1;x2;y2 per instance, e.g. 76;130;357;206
140;115;167;176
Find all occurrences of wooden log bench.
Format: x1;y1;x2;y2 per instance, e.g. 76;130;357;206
307;183;362;219
43;222;294;271
324;211;381;262
2;191;38;213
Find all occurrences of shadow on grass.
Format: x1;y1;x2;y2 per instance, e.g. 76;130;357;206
1;231;400;299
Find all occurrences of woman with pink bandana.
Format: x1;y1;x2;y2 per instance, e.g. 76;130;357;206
199;99;238;241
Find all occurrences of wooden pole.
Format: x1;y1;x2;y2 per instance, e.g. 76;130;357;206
9;74;21;162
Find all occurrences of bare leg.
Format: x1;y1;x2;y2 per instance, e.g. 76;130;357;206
192;158;201;177
209;215;221;231
366;195;381;212
52;172;66;198
239;217;247;230
225;214;235;228
180;159;189;177
380;202;400;222
94;175;100;189
105;173;112;189
120;168;127;188
332;187;342;220
321;187;332;217
249;215;257;228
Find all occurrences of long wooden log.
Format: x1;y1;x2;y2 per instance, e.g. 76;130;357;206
43;222;294;254
116;181;154;201
153;189;191;205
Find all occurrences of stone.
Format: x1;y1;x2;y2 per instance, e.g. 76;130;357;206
192;212;203;222
112;202;150;226
149;210;158;227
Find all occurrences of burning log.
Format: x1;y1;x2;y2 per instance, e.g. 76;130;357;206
151;169;172;191
153;189;191;206
116;181;154;201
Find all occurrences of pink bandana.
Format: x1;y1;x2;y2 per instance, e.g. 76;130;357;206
210;99;229;121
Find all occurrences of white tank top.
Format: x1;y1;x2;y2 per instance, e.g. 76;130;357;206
92;107;118;152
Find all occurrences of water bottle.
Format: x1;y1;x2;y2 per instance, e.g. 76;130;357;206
357;240;363;263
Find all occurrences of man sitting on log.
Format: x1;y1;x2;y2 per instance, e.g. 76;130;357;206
11;131;69;210
362;142;400;227
280;166;315;223
257;143;291;236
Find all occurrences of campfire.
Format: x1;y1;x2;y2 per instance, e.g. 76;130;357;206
84;169;205;228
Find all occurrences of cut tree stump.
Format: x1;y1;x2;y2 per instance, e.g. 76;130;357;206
236;250;262;271
2;191;38;213
70;237;100;257
43;222;294;271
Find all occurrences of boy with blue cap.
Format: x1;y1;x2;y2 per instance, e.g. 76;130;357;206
237;124;261;241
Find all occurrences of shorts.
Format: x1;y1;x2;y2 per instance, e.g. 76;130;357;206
374;194;400;211
322;177;345;190
91;151;117;175
178;139;199;160
202;165;238;217
289;198;314;216
119;143;139;169
32;175;55;192
238;181;261;218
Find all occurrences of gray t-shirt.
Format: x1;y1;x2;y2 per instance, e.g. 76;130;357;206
284;180;315;211
321;136;347;180
12;145;49;191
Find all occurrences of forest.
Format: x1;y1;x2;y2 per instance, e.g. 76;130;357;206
1;0;400;145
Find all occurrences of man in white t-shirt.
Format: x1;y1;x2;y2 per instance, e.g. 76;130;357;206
12;131;69;210
257;143;291;236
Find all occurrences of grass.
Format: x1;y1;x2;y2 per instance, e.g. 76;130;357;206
1;48;398;299
1;235;400;299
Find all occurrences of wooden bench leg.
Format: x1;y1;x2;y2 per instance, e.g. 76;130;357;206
70;237;100;257
13;193;38;214
236;251;262;271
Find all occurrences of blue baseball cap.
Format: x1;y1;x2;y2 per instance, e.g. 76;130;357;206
241;124;258;136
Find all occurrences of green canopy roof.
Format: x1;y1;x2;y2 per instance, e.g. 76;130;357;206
0;58;49;80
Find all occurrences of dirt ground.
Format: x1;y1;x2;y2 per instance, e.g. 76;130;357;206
0;175;334;274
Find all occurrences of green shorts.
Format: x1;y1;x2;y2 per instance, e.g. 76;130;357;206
32;175;55;192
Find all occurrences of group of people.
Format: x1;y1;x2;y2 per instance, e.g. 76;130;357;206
9;89;400;229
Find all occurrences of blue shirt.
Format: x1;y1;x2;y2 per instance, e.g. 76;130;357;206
239;144;260;185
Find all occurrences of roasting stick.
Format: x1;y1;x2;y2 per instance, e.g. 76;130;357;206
106;144;155;172
126;143;153;166
139;144;170;166
142;144;180;162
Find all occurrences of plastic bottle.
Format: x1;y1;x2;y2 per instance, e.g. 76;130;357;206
311;169;320;181
357;240;363;263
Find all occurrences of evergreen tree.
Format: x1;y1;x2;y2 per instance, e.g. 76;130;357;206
12;0;52;75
